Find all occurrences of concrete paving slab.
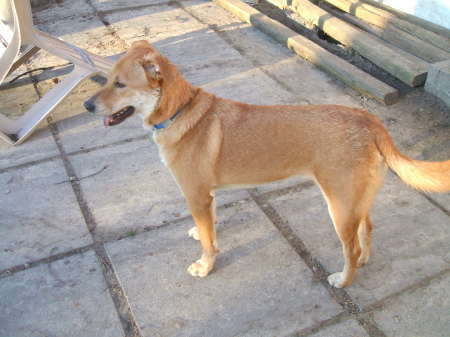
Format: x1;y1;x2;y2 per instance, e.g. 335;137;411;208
0;158;92;270
372;270;450;337
104;4;207;45
105;200;343;336
182;0;294;65
69;138;249;241
0;126;58;170
0;250;123;337
268;172;450;308
202;67;297;104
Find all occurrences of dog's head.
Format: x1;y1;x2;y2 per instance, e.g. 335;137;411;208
84;40;188;129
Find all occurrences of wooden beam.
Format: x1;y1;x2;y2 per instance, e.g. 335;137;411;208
359;0;450;39
349;0;450;52
323;0;388;28
322;0;450;61
382;25;450;63
321;4;384;37
324;6;429;67
212;0;398;105
272;0;427;87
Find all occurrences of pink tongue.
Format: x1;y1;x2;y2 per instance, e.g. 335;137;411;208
103;115;113;127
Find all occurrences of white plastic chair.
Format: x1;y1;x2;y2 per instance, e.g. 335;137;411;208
0;0;114;145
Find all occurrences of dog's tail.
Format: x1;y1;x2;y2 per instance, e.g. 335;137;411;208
373;124;450;193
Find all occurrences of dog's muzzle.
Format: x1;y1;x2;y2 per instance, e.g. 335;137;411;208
84;97;135;127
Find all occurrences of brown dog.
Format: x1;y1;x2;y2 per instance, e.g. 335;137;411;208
84;40;450;288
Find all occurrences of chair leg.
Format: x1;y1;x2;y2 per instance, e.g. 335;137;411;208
6;45;40;78
0;65;98;145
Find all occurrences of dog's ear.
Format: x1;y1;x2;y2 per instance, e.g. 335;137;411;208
141;61;161;79
131;40;152;49
140;55;176;84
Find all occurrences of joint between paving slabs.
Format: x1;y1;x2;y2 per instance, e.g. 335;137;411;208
419;191;450;217
0;244;95;279
93;244;143;337
84;0;137;49
48;122;143;337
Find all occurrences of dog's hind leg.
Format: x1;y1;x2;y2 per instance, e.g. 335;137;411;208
356;157;387;269
186;190;219;277
357;215;373;267
318;170;381;288
326;207;362;288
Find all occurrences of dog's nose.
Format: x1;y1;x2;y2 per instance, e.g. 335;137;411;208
84;98;96;113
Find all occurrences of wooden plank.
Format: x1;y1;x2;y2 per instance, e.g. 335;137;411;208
323;0;450;60
382;25;450;63
212;0;398;105
271;0;427;87
354;0;450;52
359;0;450;39
322;4;384;37
323;0;388;28
324;6;430;68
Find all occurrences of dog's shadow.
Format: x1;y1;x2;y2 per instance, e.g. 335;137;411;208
211;215;280;274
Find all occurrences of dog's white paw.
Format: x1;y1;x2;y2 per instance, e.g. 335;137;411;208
188;226;199;240
327;272;348;288
187;259;212;277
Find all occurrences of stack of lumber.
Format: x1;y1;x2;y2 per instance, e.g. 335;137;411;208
214;0;450;106
268;0;450;86
321;0;450;63
214;0;399;105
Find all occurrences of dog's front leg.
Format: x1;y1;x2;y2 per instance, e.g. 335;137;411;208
186;191;218;277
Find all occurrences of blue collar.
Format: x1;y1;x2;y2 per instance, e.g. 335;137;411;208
153;108;183;130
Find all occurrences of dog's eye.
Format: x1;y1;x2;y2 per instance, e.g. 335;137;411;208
115;81;126;88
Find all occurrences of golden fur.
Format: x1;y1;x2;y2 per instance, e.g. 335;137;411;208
84;41;450;288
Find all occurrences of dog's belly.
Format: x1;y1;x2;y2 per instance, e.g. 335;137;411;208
216;173;311;191
215;153;315;190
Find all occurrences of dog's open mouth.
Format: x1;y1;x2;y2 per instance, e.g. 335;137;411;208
104;106;135;127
